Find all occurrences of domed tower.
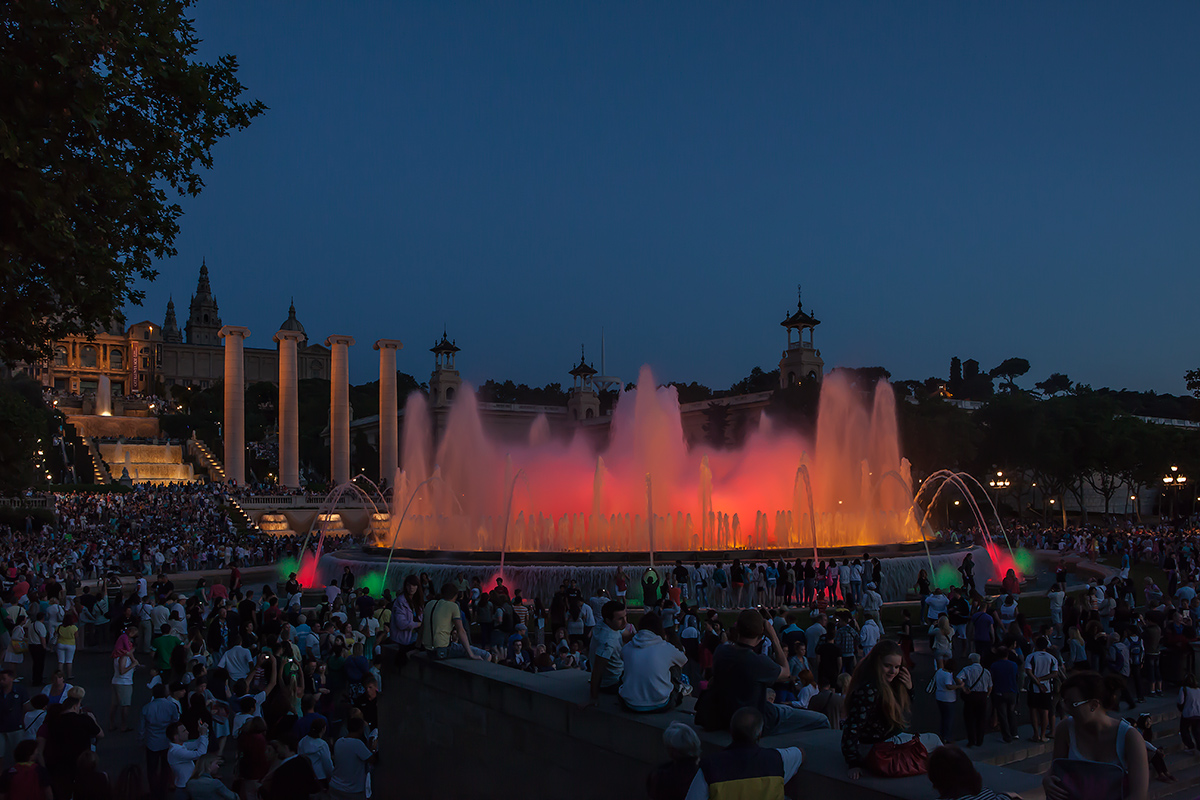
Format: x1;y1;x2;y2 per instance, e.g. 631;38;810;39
278;298;307;346
567;346;600;421
429;331;461;409
185;260;222;346
161;297;183;343
778;285;824;387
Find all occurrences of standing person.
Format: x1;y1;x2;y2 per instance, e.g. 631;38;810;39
642;568;662;609
0;670;28;770
328;717;376;800
419;584;489;661
185;754;237;800
1048;583;1066;636
933;657;959;744
955;653;993;748
646;722;701;800
710;563;727;609
389;575;423;669
1042;671;1148;800
27;612;48;687
1025;637;1061;744
261;737;321;800
111;636;138;732
139;683;180;799
0;740;51;799
989;647;1020;744
861;583;883;627
835;615;862;675
1177;674;1200;752
55;613;79;680
165;720;208;799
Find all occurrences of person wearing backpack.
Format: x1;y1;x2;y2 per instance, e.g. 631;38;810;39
1106;631;1138;710
1126;626;1146;702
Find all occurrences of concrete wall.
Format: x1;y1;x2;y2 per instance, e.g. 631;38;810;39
381;656;1044;800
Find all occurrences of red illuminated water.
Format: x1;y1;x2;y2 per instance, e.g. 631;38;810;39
382;367;924;553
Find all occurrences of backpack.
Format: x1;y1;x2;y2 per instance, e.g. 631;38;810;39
1128;637;1144;666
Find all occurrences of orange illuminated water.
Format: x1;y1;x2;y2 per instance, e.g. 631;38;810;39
380;367;924;553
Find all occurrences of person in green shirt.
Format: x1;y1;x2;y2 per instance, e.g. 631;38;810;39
152;625;181;672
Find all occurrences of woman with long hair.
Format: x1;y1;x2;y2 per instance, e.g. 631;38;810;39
1065;627;1088;671
842;640;941;779
1043;671;1148;800
391;574;424;668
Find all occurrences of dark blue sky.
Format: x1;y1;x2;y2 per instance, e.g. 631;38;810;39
133;3;1200;392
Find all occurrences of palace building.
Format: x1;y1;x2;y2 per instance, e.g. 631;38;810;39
17;262;331;395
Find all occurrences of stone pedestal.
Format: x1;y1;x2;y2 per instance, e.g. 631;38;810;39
325;335;356;485
218;326;251;485
274;330;305;488
374;339;404;486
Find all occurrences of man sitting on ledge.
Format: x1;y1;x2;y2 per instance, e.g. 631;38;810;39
619;612;688;712
702;609;830;735
420;583;491;661
684;707;804;800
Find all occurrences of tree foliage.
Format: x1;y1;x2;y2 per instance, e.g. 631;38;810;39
1035;373;1073;397
989;358;1031;392
0;0;266;364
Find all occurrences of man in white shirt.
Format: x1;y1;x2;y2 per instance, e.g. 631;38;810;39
618;613;689;712
925;588;950;624
166;720;208;793
956;652;993;747
859;617;882;655
325;581;341;605
685;707;803;800
1025;637;1061;743
218;635;254;682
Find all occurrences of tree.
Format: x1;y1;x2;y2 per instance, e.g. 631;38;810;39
670;382;714;404
1;0;266;364
729;367;779;396
0;378;53;492
701;402;730;449
1035;373;1073;397
1186;368;1200;398
831;366;892;391
989;358;1031;393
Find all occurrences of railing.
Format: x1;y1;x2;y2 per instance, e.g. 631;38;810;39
0;497;50;509
239;493;380;508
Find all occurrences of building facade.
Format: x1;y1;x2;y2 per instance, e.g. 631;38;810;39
17;262;331;394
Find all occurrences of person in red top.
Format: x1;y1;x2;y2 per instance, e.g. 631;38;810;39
0;740;50;800
11;576;29;603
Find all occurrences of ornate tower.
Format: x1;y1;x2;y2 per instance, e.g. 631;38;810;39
162;297;183;343
778;286;824;387
566;346;600;421
185;260;223;346
428;331;462;409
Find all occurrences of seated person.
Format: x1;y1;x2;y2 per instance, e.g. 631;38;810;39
619;613;688;713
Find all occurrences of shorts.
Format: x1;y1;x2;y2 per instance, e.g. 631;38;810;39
56;644;76;664
113;683;133;706
1029;691;1054;710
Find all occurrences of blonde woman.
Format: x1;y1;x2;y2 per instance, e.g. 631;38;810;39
932;616;954;662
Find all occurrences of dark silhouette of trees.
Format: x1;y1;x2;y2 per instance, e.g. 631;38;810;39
1;0;265;364
1035;373;1073;397
990;358;1031;393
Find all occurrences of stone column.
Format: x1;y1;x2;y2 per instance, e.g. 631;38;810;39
374;339;404;486
325;335;356;485
274;330;305;488
218;326;250;485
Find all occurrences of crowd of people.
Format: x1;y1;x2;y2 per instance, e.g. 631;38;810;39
6;482;1200;800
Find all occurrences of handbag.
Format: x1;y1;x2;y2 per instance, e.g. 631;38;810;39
865;735;930;777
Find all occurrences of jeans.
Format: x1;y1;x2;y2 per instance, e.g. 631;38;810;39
766;704;832;735
695;585;708;606
29;644;46;686
963;692;988;746
434;642;490;660
994;692;1018;742
1181;716;1200;750
937;700;956;743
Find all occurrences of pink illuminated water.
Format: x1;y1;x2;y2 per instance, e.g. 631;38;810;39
383;367;924;553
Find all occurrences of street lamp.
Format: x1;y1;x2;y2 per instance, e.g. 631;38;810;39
989;470;1011;512
1163;466;1188;520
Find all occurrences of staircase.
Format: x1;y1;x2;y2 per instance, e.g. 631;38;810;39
85;438;113;484
979;694;1193;799
189;438;226;483
225;499;256;534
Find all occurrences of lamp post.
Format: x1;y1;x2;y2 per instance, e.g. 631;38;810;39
1162;466;1188;521
988;470;1010;516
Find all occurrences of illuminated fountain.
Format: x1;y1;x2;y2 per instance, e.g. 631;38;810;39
316;367;1006;601
96;375;112;417
379;367;923;555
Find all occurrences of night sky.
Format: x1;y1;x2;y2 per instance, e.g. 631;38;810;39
132;3;1200;393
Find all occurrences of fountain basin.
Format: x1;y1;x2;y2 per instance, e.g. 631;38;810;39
317;543;990;604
